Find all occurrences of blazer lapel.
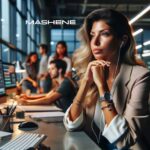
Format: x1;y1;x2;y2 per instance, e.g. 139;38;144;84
111;63;133;114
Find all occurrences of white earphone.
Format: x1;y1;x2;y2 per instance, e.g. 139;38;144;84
120;41;125;49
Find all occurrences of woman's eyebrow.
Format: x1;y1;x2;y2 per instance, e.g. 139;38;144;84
90;28;111;34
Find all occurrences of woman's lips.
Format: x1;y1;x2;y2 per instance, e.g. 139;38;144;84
93;49;103;54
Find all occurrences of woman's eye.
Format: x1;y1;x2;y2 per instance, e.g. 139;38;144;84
101;31;111;36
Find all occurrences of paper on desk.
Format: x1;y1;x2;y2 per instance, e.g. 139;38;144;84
18;105;62;112
26;112;64;122
0;131;12;140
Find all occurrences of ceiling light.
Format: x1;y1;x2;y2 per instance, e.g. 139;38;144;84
136;45;142;49
3;48;9;52
143;40;150;46
1;18;4;22
16;34;20;37
50;41;54;45
142;53;150;57
133;28;143;36
129;5;150;24
143;50;150;53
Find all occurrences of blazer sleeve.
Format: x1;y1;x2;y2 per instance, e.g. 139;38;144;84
115;71;150;149
63;105;86;131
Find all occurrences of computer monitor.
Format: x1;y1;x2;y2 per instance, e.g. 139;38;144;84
3;63;16;88
0;60;6;96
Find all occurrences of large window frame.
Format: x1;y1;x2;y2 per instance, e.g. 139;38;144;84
0;0;41;89
50;28;80;56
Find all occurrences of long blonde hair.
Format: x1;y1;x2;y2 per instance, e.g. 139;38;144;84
73;8;145;105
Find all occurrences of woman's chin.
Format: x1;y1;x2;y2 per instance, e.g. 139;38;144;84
94;55;106;60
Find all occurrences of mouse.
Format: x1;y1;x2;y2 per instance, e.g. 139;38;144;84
18;121;38;130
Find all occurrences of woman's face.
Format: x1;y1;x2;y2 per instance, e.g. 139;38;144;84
30;54;38;63
90;20;120;61
56;44;66;56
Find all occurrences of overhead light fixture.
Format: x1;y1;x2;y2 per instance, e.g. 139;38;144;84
50;41;54;45
142;53;150;57
129;5;150;24
143;40;150;46
143;50;150;53
3;48;9;52
1;18;4;22
16;34;20;37
136;45;142;49
133;28;143;36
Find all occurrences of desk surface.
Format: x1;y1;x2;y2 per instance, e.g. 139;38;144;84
1;100;101;150
12;120;100;150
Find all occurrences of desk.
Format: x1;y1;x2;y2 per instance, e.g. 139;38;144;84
12;119;101;150
1;98;101;150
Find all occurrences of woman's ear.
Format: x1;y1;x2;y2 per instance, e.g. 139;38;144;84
121;35;128;47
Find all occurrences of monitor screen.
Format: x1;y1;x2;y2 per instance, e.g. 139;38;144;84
3;63;16;88
0;60;6;96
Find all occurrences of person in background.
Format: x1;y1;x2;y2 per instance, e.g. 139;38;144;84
38;44;51;93
19;59;76;112
63;8;150;149
22;52;39;93
48;41;72;77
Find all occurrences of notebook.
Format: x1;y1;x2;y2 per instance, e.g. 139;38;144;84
18;105;62;112
26;112;65;122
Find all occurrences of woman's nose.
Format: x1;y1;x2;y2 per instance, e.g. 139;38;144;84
94;35;100;46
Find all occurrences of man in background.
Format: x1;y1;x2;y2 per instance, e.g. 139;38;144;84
19;59;76;112
38;44;51;93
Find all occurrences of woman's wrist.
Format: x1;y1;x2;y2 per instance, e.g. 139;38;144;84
73;99;83;108
97;82;109;95
82;77;90;84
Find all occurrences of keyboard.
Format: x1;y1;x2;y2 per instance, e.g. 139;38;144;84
0;133;46;150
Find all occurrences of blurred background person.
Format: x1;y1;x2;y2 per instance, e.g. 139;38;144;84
22;52;39;93
19;59;76;112
38;44;51;93
48;41;72;77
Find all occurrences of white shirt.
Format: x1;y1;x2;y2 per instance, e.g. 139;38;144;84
63;100;128;144
39;55;48;75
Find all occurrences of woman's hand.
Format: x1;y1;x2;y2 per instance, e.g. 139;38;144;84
84;60;110;83
91;60;110;93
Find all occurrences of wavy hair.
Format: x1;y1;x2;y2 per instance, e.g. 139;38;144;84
73;8;145;105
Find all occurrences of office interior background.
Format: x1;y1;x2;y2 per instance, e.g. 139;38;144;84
0;0;150;89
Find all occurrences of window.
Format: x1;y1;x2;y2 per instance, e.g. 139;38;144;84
16;12;22;49
10;50;17;62
17;52;22;61
27;0;40;53
51;29;62;41
17;0;22;12
10;2;16;45
2;44;10;63
50;29;80;56
63;29;75;41
0;0;41;89
1;0;10;42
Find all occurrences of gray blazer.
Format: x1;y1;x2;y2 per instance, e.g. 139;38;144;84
80;63;150;150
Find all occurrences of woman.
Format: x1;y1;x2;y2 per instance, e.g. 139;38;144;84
48;41;72;77
22;52;39;93
64;9;150;150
